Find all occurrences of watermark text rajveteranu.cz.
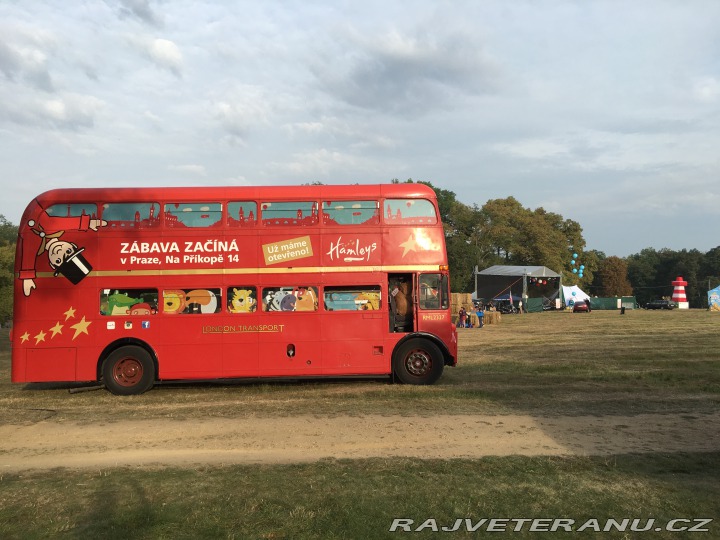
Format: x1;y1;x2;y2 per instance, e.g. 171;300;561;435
389;518;713;533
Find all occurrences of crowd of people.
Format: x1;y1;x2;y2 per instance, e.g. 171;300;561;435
456;303;487;328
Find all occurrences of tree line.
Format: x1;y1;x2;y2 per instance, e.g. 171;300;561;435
0;183;718;324
408;181;718;308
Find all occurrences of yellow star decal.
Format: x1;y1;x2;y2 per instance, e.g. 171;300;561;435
70;316;91;340
49;322;64;338
399;230;441;257
64;306;76;321
20;332;30;343
399;234;418;257
34;330;47;344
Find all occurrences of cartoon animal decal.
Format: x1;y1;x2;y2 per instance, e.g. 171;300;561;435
106;292;142;315
128;302;157;316
163;290;187;314
356;291;381;310
263;288;296;312
185;289;218;314
228;288;257;313
324;292;356;311
163;289;218;314
294;287;318;312
280;294;296;311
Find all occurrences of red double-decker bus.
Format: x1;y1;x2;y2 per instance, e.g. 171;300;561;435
11;183;457;394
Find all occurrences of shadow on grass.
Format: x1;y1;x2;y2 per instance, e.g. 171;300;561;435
1;452;718;539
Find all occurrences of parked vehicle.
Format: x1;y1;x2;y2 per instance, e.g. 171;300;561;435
645;300;676;310
497;301;518;314
572;300;589;313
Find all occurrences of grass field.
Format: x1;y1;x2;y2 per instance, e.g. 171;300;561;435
1;309;719;538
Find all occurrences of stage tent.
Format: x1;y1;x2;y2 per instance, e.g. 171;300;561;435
474;265;561;313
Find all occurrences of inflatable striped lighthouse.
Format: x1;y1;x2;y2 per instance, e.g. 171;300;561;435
671;276;689;309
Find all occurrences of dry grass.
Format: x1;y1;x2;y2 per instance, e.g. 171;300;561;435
0;309;718;423
1;310;719;539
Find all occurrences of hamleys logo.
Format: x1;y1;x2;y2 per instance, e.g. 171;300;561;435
326;236;378;262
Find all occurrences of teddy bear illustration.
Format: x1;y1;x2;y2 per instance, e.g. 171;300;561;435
228;288;257;313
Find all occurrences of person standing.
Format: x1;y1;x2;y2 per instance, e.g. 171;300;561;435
457;307;467;328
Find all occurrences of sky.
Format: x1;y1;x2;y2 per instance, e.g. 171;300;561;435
1;1;719;257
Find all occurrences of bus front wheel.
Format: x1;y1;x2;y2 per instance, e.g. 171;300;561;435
393;338;444;385
102;346;155;396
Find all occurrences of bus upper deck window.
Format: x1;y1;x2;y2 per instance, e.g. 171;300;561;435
102;202;161;229
46;203;97;219
164;203;222;228
384;199;437;225
227;202;257;227
261;201;318;227
322;201;379;226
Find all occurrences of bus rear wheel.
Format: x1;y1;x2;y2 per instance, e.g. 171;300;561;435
393;338;444;385
102;346;155;395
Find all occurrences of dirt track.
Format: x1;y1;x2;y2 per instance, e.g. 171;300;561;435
2;411;718;472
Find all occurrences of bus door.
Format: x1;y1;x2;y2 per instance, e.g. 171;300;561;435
388;273;414;333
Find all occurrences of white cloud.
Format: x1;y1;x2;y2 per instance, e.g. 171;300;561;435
117;0;162;26
311;25;501;116
693;77;720;103
146;38;182;75
272;149;358;177
0;92;104;130
168;164;207;177
0;27;56;91
211;86;274;142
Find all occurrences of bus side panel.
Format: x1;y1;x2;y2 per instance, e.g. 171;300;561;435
256;311;322;376
24;348;77;382
11;272;99;383
10;348;26;382
154;316;224;379
221;313;260;377
321;312;389;375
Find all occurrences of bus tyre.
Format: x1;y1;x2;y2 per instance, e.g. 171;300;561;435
393;338;444;385
102;346;155;396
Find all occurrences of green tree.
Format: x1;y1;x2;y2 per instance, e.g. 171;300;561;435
627;248;662;305
627;247;713;307
701;246;720;291
0;216;18;324
0;243;14;325
0;215;18;245
393;181;597;294
475;198;588;285
416;180;483;292
597;256;633;296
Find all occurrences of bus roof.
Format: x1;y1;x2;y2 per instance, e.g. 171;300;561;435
30;183;438;205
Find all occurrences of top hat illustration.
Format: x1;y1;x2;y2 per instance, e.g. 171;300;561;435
53;247;93;284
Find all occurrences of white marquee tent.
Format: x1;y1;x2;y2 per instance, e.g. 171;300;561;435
561;285;590;306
